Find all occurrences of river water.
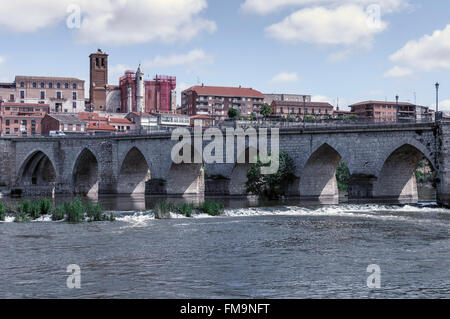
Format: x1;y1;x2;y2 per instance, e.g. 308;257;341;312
0;189;449;299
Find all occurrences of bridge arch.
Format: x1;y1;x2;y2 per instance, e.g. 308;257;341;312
117;147;151;194
166;146;204;196
228;146;258;196
373;143;433;203
72;148;99;196
18;150;57;187
299;143;347;204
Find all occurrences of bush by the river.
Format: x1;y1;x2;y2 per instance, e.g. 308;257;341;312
0;198;114;223
0;202;6;221
152;200;224;218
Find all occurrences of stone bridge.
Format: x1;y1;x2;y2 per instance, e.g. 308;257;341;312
1;122;449;207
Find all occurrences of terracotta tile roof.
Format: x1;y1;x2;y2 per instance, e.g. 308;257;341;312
15;75;84;82
129;112;156;117
45;114;85;124
350;100;415;107
108;118;132;124
190;115;213;119
86;123;116;131
183;86;264;98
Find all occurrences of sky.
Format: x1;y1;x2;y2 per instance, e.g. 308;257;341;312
0;0;449;111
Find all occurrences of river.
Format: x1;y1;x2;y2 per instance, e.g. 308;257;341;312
0;188;449;299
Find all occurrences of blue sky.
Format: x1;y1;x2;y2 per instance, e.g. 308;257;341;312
0;0;449;111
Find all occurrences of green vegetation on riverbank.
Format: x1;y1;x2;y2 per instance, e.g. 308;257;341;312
153;200;224;219
0;198;114;223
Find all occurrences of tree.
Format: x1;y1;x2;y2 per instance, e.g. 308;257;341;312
228;108;239;119
246;151;296;200
260;103;273;117
336;160;350;191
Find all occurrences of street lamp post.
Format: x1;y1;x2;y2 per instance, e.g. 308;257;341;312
303;95;306;129
395;95;399;123
435;82;440;113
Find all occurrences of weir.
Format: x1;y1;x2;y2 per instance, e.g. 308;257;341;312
0;122;448;207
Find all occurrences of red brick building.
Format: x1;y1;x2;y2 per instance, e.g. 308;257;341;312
181;85;265;122
350;101;416;122
0;102;49;136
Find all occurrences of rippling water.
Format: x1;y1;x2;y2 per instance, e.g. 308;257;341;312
0;192;449;299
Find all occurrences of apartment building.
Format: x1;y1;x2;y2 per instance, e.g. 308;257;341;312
264;93;312;105
181;85;265;122
350;101;416;122
271;101;334;119
0;102;49;136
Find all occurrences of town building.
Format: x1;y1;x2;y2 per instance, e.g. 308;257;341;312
416;105;435;122
181;85;265;122
271;100;334;119
264;93;312;105
41;114;86;135
332;109;354;119
125;112;158;131
157;113;190;127
0;102;49;136
0;76;85;113
350;101;416;122
190;115;215;127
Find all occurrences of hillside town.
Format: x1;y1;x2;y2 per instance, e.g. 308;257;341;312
0;49;441;137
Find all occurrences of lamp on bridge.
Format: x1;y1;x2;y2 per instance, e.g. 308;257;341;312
435;82;440;113
303;95;306;129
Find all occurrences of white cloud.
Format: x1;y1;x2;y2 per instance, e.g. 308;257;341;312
271;72;299;83
440;100;450;113
143;50;214;68
383;66;413;78
265;5;387;46
312;95;332;103
0;0;216;45
0;56;5;64
241;0;407;15
386;24;450;77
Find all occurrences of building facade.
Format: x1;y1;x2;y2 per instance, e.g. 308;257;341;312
41;114;86;135
0;76;85;113
271;101;334;119
181;85;265;122
264;93;312;105
350;101;416;122
0;102;49;136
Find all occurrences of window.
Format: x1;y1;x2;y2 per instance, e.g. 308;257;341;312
20;82;24;88
57;92;62;99
57;83;61;89
49;83;53;89
73;102;77;108
5;120;10;126
40;83;45;88
40;91;45;99
9;94;14;101
65;83;69;89
102;58;105;67
14;120;18;124
5;107;10;111
20;91;25;99
73;92;77;100
64;123;68;131
21;120;27;126
5;128;10;135
73;83;77;90
96;58;99;67
33;82;37;88
31;120;36;127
